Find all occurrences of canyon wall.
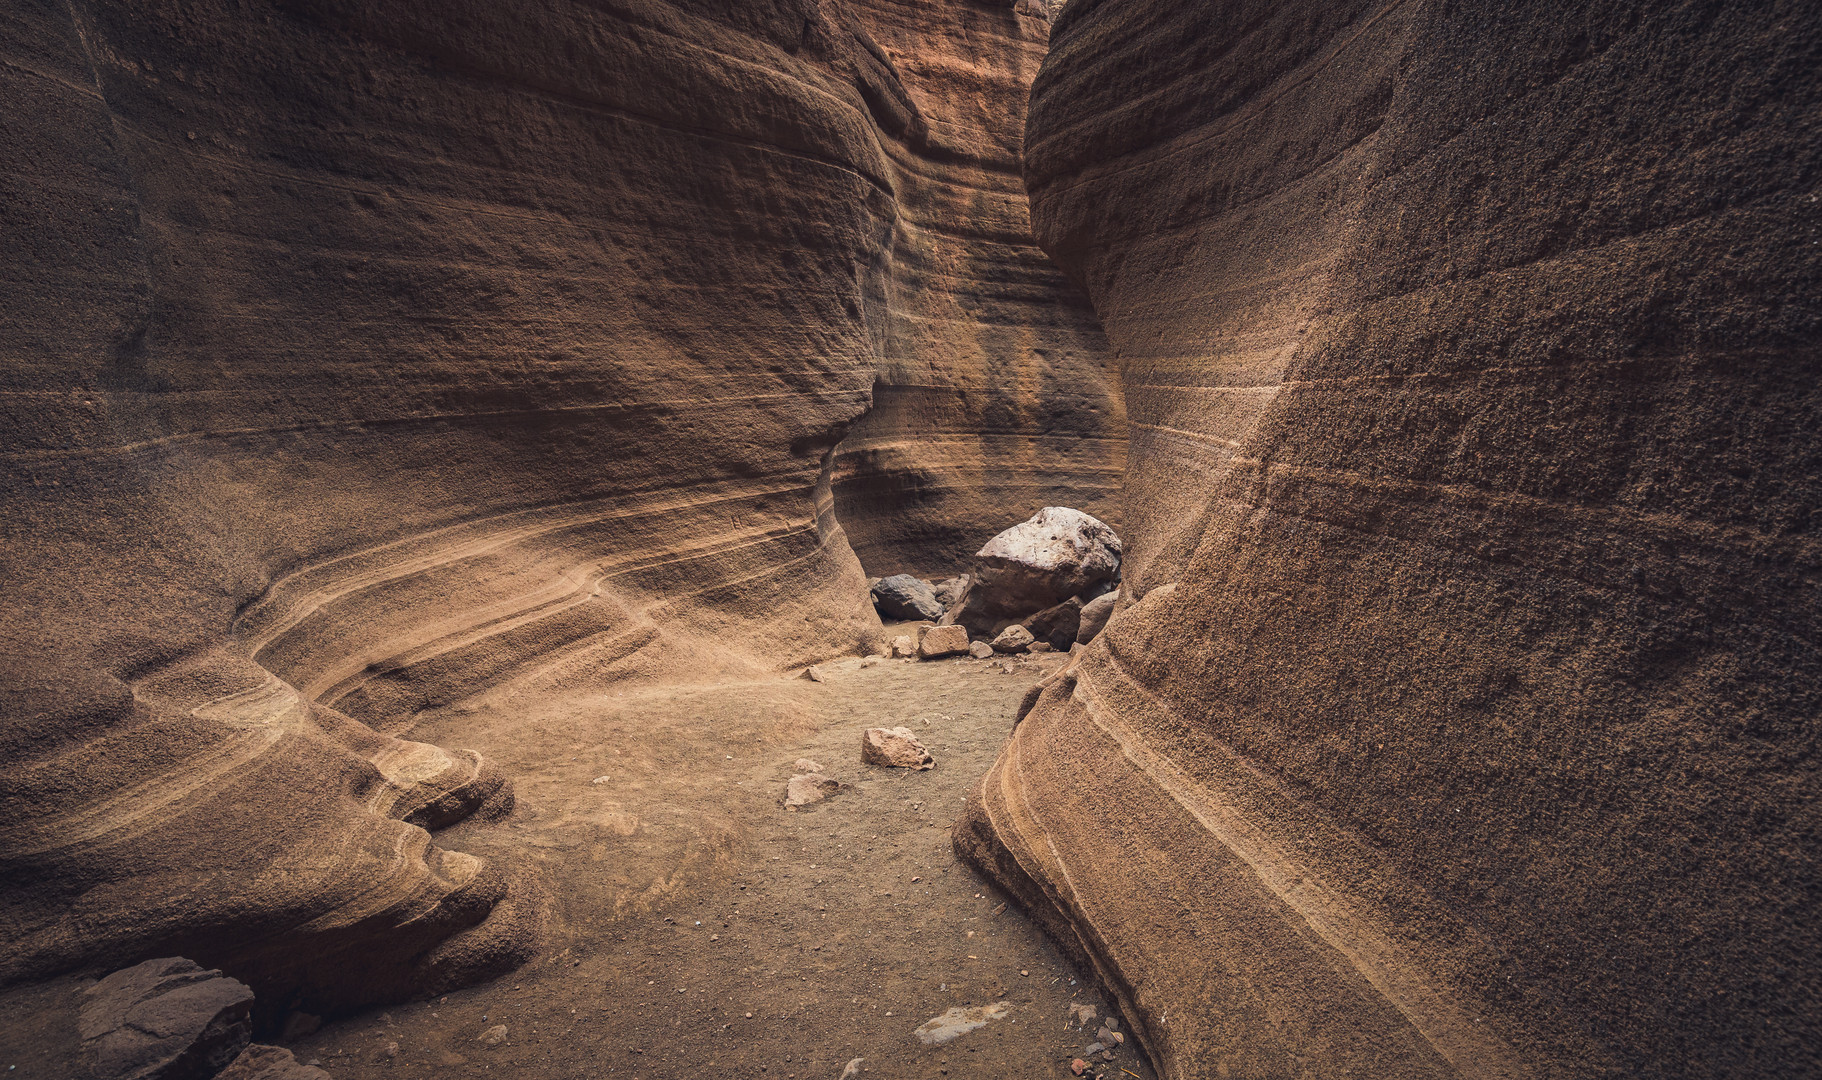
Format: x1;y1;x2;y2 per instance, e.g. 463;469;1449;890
0;0;1115;1019
959;2;1821;1078
830;0;1126;576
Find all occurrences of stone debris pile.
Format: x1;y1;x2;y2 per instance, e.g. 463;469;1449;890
864;507;1123;662
1066;1013;1127;1077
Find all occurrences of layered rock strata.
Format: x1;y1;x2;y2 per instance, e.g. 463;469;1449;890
0;0;1118;1017
960;2;1821;1078
829;0;1126;576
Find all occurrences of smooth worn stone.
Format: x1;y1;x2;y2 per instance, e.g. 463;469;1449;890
871;574;943;622
860;726;935;770
968;641;994;658
1076;590;1117;644
80;958;254;1080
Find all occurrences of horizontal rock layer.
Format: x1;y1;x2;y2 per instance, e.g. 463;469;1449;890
960;2;1821;1079
0;0;1119;1014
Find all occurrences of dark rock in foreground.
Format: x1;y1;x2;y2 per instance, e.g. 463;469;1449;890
79;958;253;1080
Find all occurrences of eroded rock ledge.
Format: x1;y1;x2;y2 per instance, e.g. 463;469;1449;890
959;2;1821;1078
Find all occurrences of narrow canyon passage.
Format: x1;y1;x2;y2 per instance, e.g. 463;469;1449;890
3;3;1815;1079
262;653;1157;1080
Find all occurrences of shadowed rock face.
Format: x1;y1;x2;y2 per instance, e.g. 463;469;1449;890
828;0;1126;576
0;0;1118;1018
959;2;1821;1078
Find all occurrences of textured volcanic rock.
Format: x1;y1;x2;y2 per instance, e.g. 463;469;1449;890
828;0;1126;576
960;3;1821;1079
0;0;1112;1019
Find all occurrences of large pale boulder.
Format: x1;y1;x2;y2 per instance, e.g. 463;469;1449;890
967;508;1122;623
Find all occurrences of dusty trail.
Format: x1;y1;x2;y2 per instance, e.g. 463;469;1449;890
284;649;1155;1080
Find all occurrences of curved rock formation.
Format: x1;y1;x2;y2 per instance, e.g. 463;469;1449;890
829;0;1126;576
1;0;1119;1019
960;2;1821;1078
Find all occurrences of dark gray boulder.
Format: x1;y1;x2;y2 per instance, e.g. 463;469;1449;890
871;574;943;622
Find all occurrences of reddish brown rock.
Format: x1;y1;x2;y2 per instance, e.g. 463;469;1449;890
860;727;935;771
216;1045;330;1080
918;624;971;660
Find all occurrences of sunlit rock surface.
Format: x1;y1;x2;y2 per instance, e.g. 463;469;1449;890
0;0;1118;1017
958;2;1821;1078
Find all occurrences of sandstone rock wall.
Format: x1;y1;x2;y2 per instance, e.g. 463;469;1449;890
960;2;1821;1077
829;0;1126;577
0;0;1116;1017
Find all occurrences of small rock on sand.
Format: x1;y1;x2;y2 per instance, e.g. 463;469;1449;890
839;1058;865;1079
1066;1003;1097;1028
794;758;825;773
890;635;917;659
968;641;993;658
1071;1059;1089;1076
990;625;1034;653
478;1024;508;1047
913;1001;1011;1045
802;665;826;682
784;773;843;808
861;726;935;770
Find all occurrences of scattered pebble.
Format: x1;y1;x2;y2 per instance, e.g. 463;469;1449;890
839;1059;864;1080
1071;1059;1089;1076
477;1025;507;1047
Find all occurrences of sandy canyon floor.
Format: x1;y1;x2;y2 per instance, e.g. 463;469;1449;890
63;648;1148;1080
